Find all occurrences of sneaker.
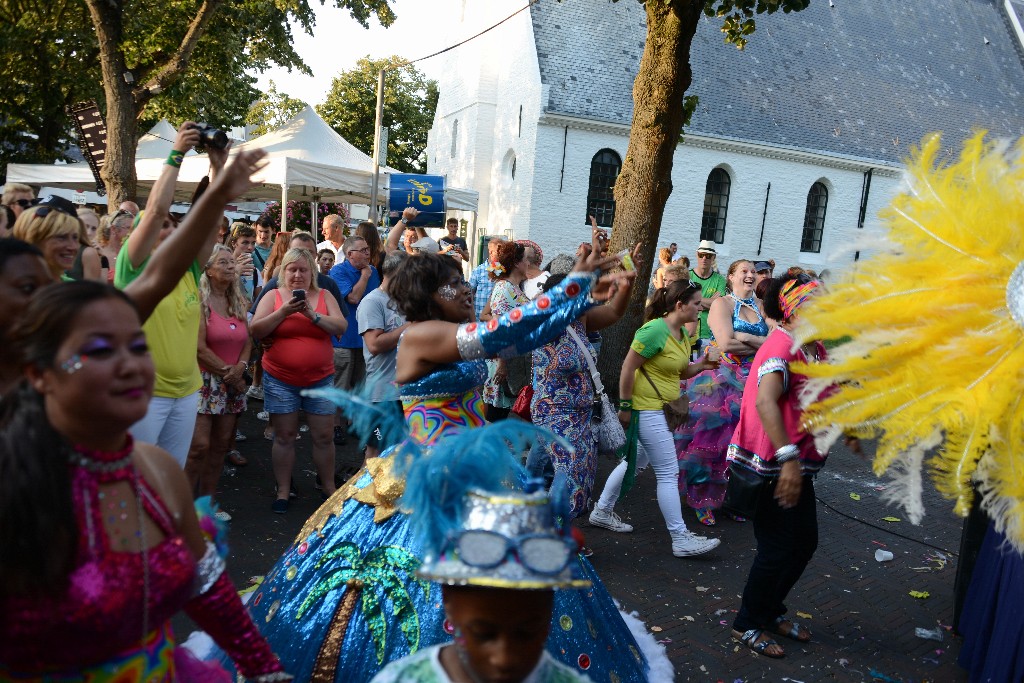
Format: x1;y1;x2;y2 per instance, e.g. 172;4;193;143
247;384;264;400
671;530;721;557
257;411;269;421
234;429;247;442
588;508;634;533
214;509;232;522
333;426;347;445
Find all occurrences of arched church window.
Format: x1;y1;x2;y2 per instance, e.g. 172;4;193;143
586;149;621;227
700;168;730;243
801;182;828;253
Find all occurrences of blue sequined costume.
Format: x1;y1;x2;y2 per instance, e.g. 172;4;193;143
216;275;650;682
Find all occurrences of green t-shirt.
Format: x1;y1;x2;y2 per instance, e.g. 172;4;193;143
630;317;692;411
114;242;203;398
690;269;727;340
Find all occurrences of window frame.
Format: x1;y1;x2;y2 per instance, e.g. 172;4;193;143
585;149;622;228
700;167;731;244
800;181;829;253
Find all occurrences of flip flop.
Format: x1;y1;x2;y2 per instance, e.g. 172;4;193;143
732;629;785;658
772;617;811;642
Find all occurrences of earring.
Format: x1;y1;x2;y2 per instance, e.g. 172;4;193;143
60;354;85;374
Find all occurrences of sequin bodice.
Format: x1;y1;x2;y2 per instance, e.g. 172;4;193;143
401;360;488;446
714;296;769;367
0;445;197;676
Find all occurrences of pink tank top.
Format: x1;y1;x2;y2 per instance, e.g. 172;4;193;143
261;289;334;386
201;308;249;372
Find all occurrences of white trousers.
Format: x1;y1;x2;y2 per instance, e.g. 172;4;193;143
131;392;200;467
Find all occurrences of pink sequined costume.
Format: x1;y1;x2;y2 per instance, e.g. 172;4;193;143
0;436;290;682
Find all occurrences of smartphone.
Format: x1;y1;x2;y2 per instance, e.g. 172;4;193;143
618;249;636;272
291;289;306;302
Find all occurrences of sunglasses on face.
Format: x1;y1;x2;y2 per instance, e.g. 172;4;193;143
15;198;37;209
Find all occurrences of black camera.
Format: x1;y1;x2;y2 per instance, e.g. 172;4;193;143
188;123;229;151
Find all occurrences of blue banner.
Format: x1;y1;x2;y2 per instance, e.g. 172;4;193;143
388;174;446;227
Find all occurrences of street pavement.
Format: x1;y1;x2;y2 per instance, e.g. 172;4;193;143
177;404;970;683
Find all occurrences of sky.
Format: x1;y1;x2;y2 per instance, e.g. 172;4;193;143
254;0;458;106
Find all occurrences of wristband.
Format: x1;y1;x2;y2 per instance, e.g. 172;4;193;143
774;444;800;463
617;399;633;411
312;312;322;325
166;149;184;168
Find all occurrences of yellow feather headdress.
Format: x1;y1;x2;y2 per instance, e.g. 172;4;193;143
794;132;1024;552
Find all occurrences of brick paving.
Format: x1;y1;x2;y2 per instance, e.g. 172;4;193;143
181;406;970;682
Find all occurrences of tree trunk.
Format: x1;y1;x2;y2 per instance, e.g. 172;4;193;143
310;582;361;683
83;0;138;208
598;1;703;387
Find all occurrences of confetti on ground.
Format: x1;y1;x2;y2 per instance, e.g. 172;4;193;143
909;590;931;599
650;626;663;632
850;492;861;500
796;611;813;619
882;516;901;522
682;615;694;621
696;586;710;592
868;669;900;682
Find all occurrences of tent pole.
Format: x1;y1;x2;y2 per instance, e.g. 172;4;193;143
281;182;288;232
369;68;385;223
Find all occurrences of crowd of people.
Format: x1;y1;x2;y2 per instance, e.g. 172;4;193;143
1;120;1010;682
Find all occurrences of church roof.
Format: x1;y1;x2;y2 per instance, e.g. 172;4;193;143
531;0;1024;165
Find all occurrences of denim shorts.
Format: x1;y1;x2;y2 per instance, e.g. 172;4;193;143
263;370;335;416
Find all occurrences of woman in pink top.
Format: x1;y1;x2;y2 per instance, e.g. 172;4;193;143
184;245;252;519
250;248;347;514
726;274;859;659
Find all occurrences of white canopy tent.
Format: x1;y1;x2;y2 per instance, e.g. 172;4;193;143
6;107;479;222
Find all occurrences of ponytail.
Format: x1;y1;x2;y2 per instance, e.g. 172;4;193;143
645;287;671;322
645;280;701;322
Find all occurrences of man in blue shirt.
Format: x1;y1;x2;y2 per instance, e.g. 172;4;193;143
329;235;380;444
468;236;505;320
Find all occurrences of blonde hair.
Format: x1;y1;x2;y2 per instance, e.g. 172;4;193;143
278;247;319;291
12;205;84;247
200;244;249;320
97;214;114;247
76;207;99;225
2;183;32;205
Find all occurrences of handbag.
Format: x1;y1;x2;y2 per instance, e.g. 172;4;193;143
639;366;689;431
511;385;533;421
565;326;626;455
722;463;776;520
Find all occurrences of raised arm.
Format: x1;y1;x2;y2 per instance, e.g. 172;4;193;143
124;123;199;268
385;207;419;255
124;148;268;321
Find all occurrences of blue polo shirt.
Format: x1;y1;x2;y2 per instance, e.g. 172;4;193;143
330;260;380;348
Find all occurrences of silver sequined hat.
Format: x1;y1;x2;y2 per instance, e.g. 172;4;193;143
416;488;592;590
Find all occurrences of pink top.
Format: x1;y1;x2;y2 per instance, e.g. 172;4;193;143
727;328;830;477
262;289;334;386
0;441;196;674
201;308;249;373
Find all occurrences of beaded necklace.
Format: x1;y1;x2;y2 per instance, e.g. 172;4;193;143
71;435;150;640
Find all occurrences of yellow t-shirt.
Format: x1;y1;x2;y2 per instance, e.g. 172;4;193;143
115;244;202;398
630;318;692;411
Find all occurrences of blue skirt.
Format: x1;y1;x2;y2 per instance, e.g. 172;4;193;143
957;522;1024;682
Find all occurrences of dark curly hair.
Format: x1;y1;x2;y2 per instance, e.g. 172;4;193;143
762;274;813;322
388;252;464;322
488;240;526;281
0;281;139;597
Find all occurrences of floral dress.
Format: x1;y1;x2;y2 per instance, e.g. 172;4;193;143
481;279;528;409
530;320;597;519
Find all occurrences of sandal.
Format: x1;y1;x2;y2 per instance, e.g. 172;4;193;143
695;507;716;526
226;450;248;466
732;629;785;658
772;616;811;642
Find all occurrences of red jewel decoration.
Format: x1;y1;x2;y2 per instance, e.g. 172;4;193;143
486;319;499;331
509;309;523;323
565;282;581;297
466;323;478;333
254;592;263;606
578;654;591;670
297;542;309;555
537;295;551;310
443;619;455;634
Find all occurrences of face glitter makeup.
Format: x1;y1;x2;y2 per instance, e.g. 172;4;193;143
60;354;86;374
438;284;458;302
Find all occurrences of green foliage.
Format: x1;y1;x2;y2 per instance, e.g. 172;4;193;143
261;201;349;233
704;0;811;49
245;81;309;138
316;56;438;174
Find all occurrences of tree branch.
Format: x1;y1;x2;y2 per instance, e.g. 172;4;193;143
137;0;225;104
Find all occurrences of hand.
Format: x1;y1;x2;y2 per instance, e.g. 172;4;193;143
591;269;637;301
282;296;306;317
617;409;631;429
236;253;254;276
493;361;508;385
402;207;420;223
774;459;802;509
703;347;722;370
359;266;371;279
174;122;200;154
208;148;268;202
222;363;245;384
588;215;610;251
206;140;231;178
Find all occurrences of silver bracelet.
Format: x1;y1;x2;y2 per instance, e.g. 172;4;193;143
774;444;800;463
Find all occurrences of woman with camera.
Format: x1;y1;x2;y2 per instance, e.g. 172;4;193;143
250;247;347;513
184;245;252;520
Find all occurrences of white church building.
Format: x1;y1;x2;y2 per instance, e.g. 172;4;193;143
426;0;1024;272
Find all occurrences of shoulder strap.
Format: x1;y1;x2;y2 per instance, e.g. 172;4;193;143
638;365;668;403
565;325;603;394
